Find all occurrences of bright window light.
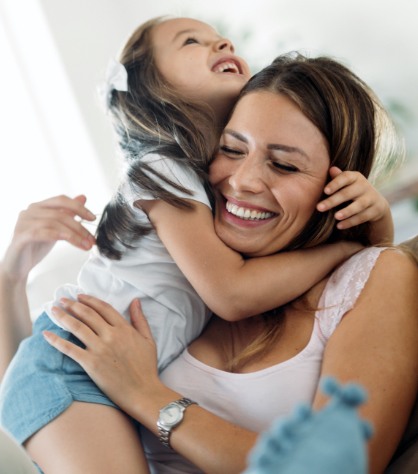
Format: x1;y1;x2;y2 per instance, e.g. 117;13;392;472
0;0;109;256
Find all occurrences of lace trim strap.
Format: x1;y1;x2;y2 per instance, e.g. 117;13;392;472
317;247;388;341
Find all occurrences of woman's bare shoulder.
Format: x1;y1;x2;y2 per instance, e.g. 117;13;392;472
374;246;418;278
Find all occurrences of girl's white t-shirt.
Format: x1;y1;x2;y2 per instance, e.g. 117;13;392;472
44;154;212;371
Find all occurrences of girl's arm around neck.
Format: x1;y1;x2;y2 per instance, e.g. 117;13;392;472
145;199;361;321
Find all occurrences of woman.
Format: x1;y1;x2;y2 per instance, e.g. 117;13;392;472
16;55;418;474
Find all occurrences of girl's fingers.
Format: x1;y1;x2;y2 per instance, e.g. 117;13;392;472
336;209;373;229
335;204;384;228
318;186;363;212
327;166;343;183
324;170;358;195
333;199;372;221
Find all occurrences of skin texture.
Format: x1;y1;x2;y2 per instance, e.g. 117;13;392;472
210;91;330;257
152;18;251;123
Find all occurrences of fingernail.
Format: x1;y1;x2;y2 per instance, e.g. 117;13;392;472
82;239;92;249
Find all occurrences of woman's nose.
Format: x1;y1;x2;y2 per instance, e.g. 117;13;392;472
214;38;235;54
229;157;265;194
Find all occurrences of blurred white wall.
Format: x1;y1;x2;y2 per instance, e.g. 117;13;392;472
1;0;417;311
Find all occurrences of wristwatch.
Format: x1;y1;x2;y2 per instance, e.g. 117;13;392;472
157;397;197;449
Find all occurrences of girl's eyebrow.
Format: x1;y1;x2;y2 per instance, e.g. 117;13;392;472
173;29;221;43
173;29;197;41
223;128;309;160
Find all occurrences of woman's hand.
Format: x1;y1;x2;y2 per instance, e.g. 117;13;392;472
2;195;96;283
43;295;161;412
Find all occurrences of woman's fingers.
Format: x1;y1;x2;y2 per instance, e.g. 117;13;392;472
43;297;161;412
129;299;153;340
50;304;97;344
75;294;127;327
29;194;96;222
19;195;97;248
43;330;87;367
16;212;95;250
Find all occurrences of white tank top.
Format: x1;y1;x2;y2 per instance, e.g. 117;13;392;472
141;246;387;473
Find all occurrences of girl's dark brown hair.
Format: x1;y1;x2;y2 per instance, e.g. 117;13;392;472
96;17;219;259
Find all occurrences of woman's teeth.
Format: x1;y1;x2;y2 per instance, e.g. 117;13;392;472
226;201;274;220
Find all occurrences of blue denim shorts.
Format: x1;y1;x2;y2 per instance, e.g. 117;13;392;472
0;312;118;445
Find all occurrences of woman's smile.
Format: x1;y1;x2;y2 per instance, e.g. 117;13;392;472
209;91;330;257
224;197;278;222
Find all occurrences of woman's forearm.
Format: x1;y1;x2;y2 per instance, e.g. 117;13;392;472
0;264;31;379
121;382;257;474
42;296;258;473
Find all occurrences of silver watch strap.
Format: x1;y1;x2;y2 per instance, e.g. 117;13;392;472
158;397;197;449
176;397;196;409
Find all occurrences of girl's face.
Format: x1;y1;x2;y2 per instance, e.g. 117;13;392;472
209;91;330;257
152;18;251;122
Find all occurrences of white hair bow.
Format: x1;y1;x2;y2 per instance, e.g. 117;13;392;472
97;59;128;109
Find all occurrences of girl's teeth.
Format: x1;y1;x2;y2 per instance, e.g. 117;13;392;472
226;202;274;221
214;62;239;73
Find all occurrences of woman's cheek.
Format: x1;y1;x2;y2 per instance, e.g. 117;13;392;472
208;155;227;186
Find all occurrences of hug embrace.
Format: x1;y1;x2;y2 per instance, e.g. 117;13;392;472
0;16;418;474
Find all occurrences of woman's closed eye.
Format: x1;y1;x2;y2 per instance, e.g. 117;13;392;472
219;145;244;158
272;161;299;173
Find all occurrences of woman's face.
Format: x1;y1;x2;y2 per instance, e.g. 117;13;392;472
209;91;330;257
152;18;251;121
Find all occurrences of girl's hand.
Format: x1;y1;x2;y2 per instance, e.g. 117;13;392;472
43;295;161;411
316;167;392;238
2;195;96;282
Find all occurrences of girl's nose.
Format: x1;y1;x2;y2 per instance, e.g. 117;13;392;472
214;38;235;54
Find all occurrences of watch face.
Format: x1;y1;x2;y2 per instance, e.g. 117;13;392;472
159;403;183;427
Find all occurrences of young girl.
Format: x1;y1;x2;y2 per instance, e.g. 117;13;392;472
0;16;394;473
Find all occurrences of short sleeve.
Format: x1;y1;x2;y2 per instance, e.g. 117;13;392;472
122;153;211;209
